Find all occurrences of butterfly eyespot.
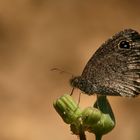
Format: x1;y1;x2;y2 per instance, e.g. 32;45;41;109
119;41;131;49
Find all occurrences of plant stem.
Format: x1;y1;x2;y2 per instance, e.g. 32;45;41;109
95;134;102;140
79;130;86;140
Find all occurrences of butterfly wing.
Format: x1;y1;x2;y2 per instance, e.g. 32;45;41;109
81;29;140;97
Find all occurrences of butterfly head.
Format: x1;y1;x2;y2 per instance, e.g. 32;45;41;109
70;76;97;94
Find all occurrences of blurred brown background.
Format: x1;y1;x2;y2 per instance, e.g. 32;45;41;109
0;0;140;140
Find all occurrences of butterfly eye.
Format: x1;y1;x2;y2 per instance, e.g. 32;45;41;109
119;41;130;49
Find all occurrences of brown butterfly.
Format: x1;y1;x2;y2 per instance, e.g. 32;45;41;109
70;29;140;97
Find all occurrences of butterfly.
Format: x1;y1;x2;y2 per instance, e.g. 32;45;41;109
70;29;140;97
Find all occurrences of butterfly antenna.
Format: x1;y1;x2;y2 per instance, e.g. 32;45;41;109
51;68;74;77
51;67;76;96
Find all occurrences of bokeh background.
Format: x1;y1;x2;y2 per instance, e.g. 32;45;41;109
0;0;140;140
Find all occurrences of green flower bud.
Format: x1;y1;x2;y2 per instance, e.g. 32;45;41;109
90;113;115;135
82;107;101;128
53;94;82;124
